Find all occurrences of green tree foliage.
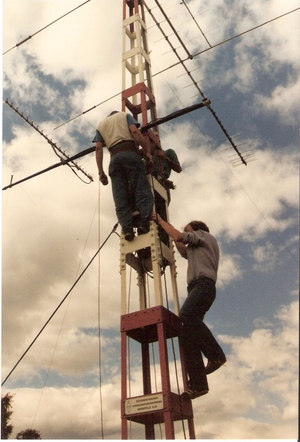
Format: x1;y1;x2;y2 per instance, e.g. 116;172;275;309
16;429;41;440
1;393;14;439
1;393;42;439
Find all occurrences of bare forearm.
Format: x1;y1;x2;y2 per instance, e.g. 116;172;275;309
169;160;182;173
95;142;104;174
174;241;187;257
163;155;182;173
133;131;150;155
130;125;151;158
154;214;183;242
152;213;187;257
155;150;181;173
132;129;144;147
95;142;108;184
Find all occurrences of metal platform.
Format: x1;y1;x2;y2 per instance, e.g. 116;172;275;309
121;305;195;439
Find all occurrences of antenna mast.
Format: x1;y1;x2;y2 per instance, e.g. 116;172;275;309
119;1;200;438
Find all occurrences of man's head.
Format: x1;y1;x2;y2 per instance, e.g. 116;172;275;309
184;221;210;233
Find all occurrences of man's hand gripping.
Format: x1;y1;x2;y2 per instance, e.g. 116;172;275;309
99;172;108;185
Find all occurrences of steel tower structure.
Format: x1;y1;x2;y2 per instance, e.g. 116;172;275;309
120;0;198;438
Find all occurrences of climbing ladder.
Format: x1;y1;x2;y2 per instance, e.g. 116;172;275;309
119;1;195;439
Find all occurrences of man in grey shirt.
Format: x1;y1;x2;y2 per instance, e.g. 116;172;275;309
152;213;226;399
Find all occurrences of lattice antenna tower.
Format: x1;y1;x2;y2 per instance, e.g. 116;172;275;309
119;1;197;439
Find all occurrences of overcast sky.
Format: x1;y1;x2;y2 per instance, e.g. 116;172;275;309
1;0;299;440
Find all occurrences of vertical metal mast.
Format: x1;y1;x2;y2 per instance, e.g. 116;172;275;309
120;1;196;439
120;0;180;319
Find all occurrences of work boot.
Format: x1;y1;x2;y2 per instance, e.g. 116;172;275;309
123;229;134;241
181;387;208;400
137;223;150;235
205;358;226;375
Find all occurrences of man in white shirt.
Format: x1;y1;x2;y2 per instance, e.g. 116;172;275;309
94;111;153;241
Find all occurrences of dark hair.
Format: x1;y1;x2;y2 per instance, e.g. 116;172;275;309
189;221;209;232
108;111;119;116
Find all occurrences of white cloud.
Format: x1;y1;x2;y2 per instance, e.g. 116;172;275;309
168;134;298;242
5;385;121;439
252;241;278;271
218;252;242;286
3;298;297;439
210;301;299;439
254;78;300;125
2;0;299;439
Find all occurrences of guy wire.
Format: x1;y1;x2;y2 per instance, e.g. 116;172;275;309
52;7;300;132
1;220;119;386
97;181;105;439
3;0;92;55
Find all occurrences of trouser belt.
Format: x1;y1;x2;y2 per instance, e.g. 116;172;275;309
188;276;215;291
109;140;137;157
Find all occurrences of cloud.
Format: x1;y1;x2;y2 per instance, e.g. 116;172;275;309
218;252;243;286
168;134;298;242
2;298;297;439
252;241;279;271
197;299;298;439
2;71;298;380
6;385;121;439
2;0;299;439
254;78;300;125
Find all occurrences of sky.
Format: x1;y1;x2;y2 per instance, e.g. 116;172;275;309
1;0;299;440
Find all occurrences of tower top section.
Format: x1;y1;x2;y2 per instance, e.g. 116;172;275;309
122;0;154;102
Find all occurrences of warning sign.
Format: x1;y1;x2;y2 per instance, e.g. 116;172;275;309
125;393;164;415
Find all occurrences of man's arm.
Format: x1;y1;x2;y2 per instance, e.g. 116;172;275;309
152;213;187;257
129;124;152;162
167;157;182;173
95;141;108;185
155;150;182;173
174;239;187;257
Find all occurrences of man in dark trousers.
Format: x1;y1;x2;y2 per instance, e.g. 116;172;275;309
94;111;153;241
152;213;226;399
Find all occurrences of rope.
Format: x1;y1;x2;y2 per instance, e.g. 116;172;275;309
127;266;133;314
97;182;105;439
144;274;163;439
127;335;132;439
171;333;187;440
1;220;119;386
162;271;187;438
126;259;133;436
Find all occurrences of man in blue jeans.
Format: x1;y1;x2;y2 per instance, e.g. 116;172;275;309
152;213;226;399
94;111;153;241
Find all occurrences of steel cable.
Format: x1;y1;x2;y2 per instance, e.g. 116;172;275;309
1;221;119;386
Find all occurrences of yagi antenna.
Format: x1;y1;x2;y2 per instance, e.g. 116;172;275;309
4;99;93;183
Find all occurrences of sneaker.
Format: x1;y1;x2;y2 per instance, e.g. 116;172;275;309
181;387;209;400
124;230;134;241
205;359;226;375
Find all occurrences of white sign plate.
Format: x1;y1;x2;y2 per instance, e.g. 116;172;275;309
125;393;164;415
